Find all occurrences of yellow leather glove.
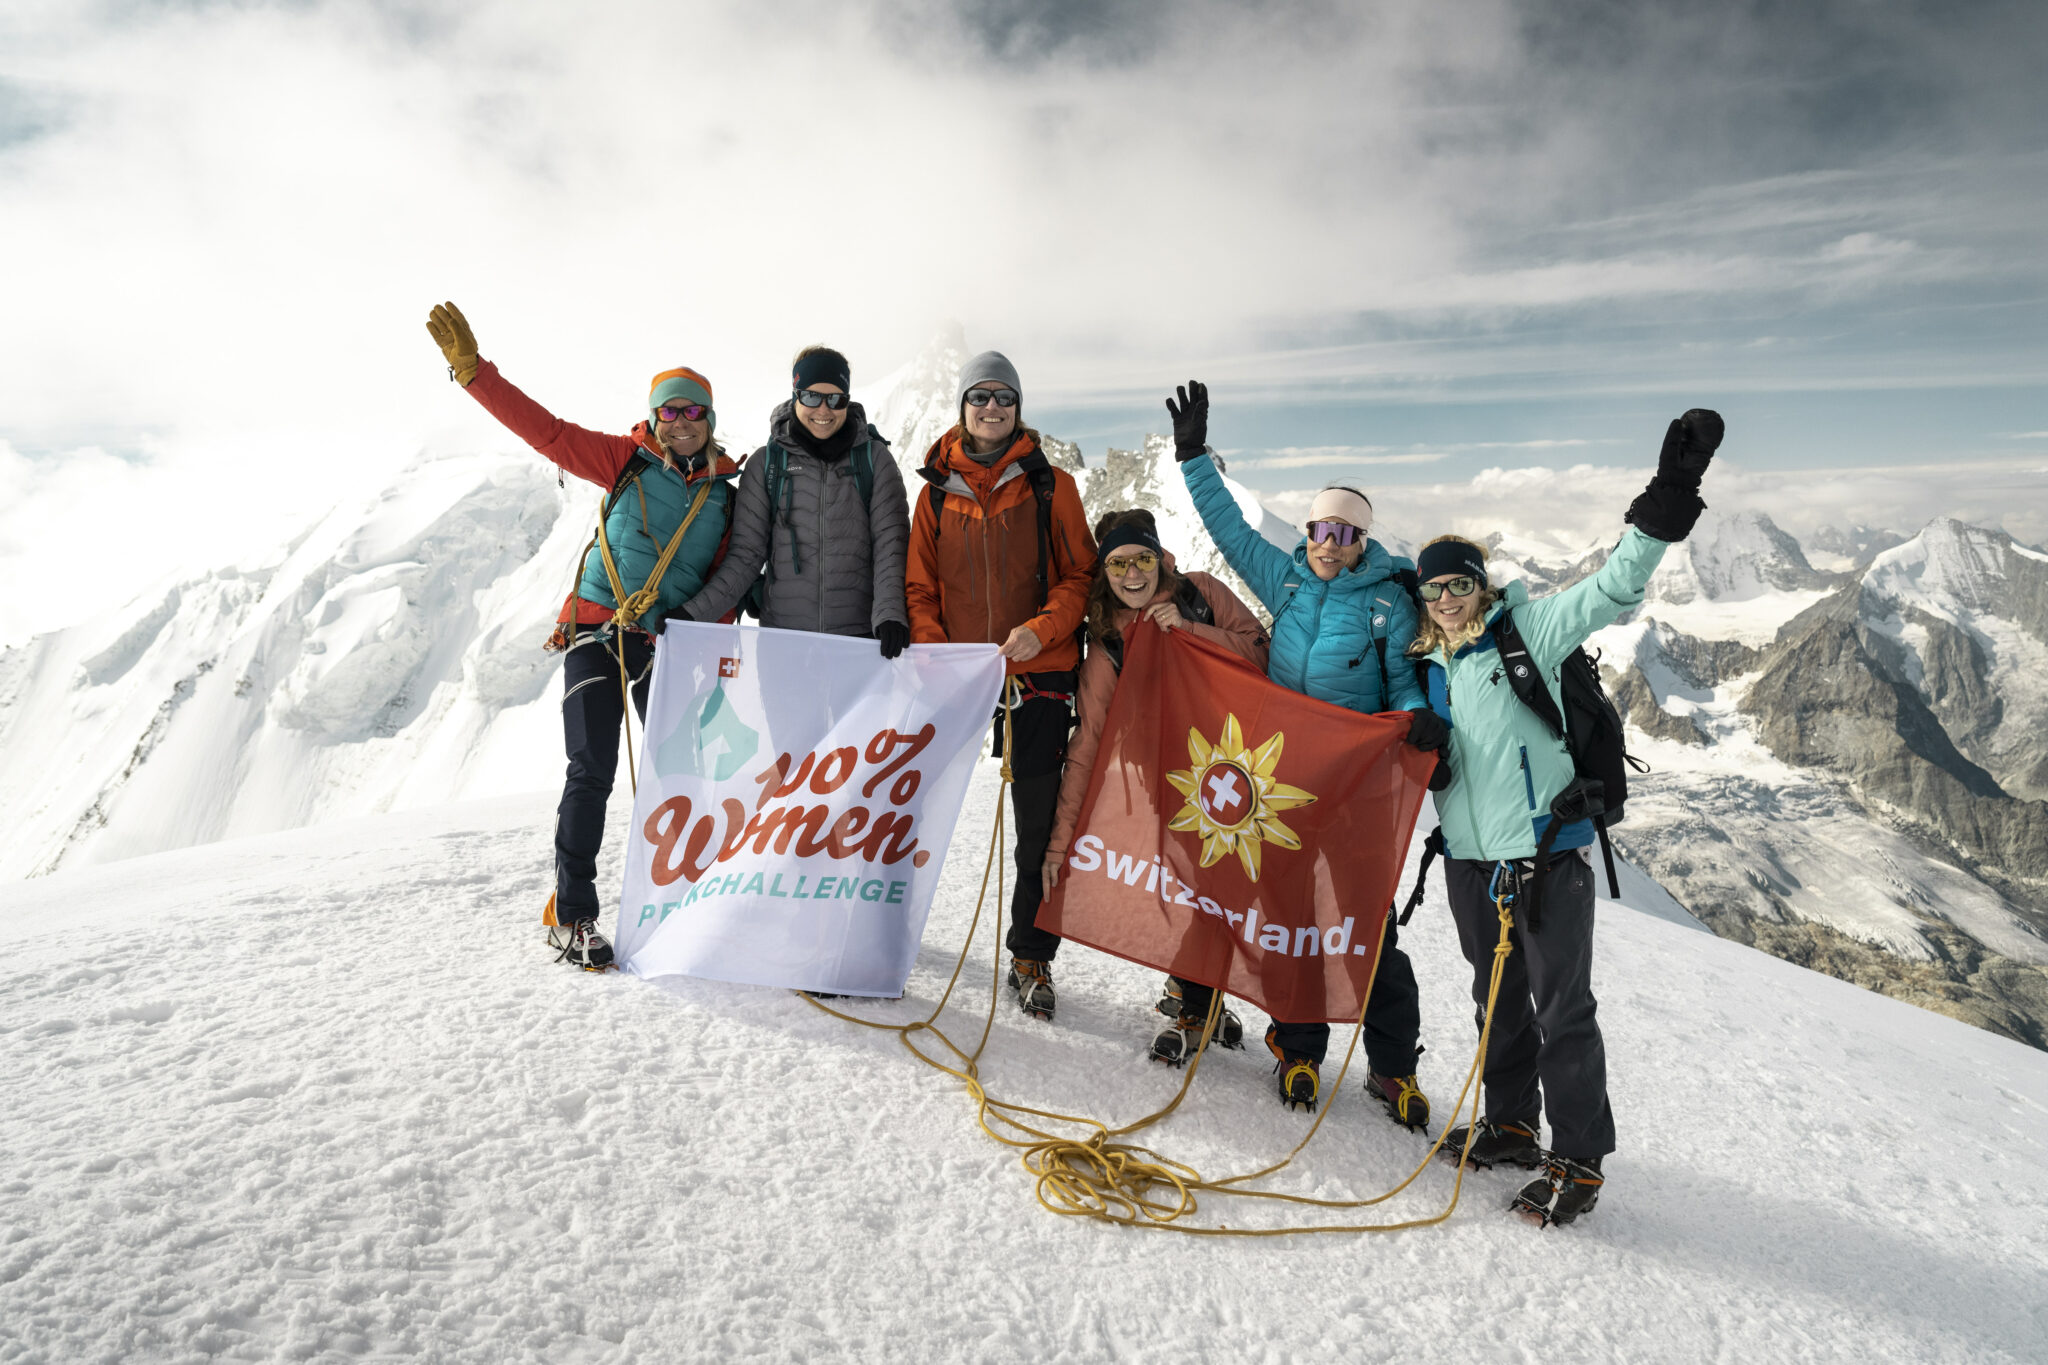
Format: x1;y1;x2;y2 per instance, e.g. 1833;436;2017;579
426;301;480;386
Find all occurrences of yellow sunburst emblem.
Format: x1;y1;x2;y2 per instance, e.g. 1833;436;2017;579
1165;714;1318;880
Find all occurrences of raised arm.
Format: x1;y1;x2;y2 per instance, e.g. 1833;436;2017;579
1518;409;1722;670
1168;382;1297;612
426;302;638;489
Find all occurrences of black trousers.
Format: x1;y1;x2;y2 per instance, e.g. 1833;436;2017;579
1443;852;1614;1159
1002;692;1072;962
1224;916;1421;1071
554;632;653;923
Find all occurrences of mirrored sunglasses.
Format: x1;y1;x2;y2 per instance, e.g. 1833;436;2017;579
795;390;851;410
1306;520;1361;547
1103;550;1159;575
1417;576;1481;601
657;403;708;422
964;388;1018;408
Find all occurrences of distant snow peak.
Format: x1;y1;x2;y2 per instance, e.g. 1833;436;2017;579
1645;508;1832;607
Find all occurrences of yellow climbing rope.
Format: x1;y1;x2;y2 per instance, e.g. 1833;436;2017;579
800;681;1523;1236
592;474;713;795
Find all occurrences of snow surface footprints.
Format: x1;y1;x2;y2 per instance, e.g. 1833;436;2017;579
2;775;2046;1361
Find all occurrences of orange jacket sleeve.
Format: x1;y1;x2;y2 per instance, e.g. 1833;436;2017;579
464;359;639;489
904;480;947;643
1025;469;1098;651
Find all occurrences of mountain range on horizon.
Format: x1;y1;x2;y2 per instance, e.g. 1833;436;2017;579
2;329;2043;1050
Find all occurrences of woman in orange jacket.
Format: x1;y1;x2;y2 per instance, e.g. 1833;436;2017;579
1042;510;1271;1062
905;352;1097;1020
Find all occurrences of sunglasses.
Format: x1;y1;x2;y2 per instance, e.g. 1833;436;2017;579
1103;550;1159;575
964;388;1018;409
1417;576;1481;601
1306;520;1361;547
656;403;708;422
795;390;850;410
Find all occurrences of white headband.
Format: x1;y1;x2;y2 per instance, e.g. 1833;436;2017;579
1308;487;1373;535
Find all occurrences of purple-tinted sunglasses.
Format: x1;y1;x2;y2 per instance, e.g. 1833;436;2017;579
1306;520;1361;547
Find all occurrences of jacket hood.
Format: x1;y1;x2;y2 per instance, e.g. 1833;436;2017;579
1288;535;1403;593
766;398;878;455
926;427;1040;479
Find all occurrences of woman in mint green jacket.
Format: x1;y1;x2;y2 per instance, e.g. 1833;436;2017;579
1417;409;1722;1230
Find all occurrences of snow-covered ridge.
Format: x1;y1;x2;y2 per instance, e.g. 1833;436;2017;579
0;453;584;879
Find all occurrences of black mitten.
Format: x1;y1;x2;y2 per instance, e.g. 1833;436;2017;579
1628;408;1721;541
1165;381;1209;463
1654;408;1724;489
876;620;910;659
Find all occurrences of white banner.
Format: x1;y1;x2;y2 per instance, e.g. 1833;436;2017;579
617;621;1005;996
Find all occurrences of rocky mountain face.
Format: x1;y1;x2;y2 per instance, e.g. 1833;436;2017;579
1540;512;2048;1048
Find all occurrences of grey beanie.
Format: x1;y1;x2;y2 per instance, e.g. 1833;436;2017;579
958;351;1021;406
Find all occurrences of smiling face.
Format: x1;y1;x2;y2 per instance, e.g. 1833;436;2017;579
1305;520;1365;581
961;384;1018;453
796;382;848;440
654;409;709;462
1104;547;1161;609
1424;574;1482;632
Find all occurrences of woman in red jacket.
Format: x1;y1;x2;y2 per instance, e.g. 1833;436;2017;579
1042;509;1271;1063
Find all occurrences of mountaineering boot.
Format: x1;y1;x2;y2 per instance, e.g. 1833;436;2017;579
1512;1154;1604;1227
1365;1072;1431;1131
1150;1016;1206;1067
1008;958;1057;1021
1265;1025;1320;1111
1155;981;1244;1048
550;919;616;972
1440;1118;1543;1170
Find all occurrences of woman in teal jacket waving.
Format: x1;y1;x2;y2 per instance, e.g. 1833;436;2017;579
1416;409;1723;1229
1169;381;1447;1119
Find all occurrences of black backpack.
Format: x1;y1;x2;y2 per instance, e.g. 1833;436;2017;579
1399;602;1645;927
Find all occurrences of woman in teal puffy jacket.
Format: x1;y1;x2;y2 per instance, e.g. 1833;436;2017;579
1168;381;1447;1119
1417;409;1723;1229
427;302;738;974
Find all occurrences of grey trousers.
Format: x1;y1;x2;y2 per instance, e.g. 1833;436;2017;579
1443;852;1615;1159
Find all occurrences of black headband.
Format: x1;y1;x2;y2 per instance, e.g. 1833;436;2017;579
792;349;851;392
1415;540;1488;585
1097;525;1163;560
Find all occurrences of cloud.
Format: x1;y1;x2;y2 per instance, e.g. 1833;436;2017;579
1;0;2044;642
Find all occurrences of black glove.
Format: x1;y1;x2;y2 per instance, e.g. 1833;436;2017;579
876;620;911;659
1627;408;1722;542
1406;708;1450;752
1655;408;1723;489
1165;380;1209;462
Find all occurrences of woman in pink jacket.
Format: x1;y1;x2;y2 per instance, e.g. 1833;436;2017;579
1042;509;1271;1063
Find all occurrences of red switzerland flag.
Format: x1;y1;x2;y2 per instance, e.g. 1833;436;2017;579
1038;622;1435;1023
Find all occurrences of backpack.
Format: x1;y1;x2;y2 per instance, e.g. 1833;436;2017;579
1397;600;1644;924
738;437;877;616
1097;578;1215;675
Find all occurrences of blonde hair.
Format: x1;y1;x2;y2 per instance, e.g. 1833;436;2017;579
1406;534;1501;658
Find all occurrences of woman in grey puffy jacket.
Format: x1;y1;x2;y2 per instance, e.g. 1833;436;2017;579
674;347;911;651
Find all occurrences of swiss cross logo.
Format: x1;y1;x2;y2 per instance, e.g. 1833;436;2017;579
719;657;740;678
1199;761;1252;827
